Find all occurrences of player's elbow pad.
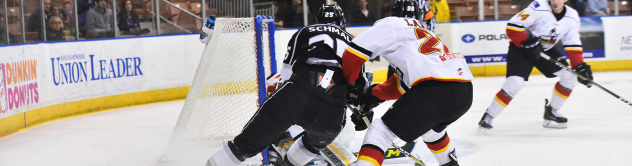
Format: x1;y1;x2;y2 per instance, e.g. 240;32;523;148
200;26;214;44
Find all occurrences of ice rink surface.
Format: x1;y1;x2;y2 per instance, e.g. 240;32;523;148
1;71;631;166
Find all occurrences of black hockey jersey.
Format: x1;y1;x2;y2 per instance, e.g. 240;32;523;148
280;24;355;82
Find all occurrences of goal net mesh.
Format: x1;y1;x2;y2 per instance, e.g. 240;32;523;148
158;17;274;166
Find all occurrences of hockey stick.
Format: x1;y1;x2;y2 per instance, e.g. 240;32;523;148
540;54;632;107
347;105;427;166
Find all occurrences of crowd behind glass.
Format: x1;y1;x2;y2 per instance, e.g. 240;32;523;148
0;0;629;45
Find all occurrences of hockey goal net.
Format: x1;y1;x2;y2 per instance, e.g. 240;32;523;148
158;16;276;166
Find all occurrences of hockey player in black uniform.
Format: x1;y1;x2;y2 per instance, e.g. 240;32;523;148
206;5;367;166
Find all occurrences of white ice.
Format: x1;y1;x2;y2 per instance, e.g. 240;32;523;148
1;71;631;166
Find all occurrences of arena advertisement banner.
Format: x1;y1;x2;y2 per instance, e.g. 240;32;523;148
554;16;606;59
0;64;6;114
602;16;632;60
46;40;145;103
0;47;43;119
451;17;606;64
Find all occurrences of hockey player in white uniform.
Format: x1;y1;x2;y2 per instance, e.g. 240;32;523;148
207;5;369;166
342;0;473;165
387;0;437;79
478;0;594;130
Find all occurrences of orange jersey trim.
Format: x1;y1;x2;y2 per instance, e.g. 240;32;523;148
506;26;524;32
410;76;472;87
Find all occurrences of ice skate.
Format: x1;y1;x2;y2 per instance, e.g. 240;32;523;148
542;99;568;129
442;150;459;166
478;112;494;133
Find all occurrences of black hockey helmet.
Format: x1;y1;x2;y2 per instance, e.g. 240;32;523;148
315;5;346;30
390;0;421;20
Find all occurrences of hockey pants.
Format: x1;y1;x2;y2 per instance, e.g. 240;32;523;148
357;81;473;166
210;68;348;166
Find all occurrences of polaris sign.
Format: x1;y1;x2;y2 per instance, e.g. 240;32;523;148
462;34;509;43
479;34;509;41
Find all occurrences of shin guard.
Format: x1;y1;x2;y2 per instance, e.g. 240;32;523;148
550;69;576;110
487;76;525;118
207;142;243;166
285;137;320;166
421;130;455;165
357;119;397;166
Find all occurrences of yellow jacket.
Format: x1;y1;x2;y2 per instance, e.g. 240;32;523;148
430;0;451;22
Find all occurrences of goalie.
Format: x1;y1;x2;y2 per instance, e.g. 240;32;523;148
206;5;369;166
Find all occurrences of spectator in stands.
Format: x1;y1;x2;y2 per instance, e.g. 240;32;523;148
586;0;609;16
62;1;74;24
274;4;284;28
285;0;309;27
118;0;149;35
47;16;67;41
568;0;585;16
51;3;70;27
85;0;113;39
352;0;376;25
429;0;450;22
78;0;97;15
28;0;52;41
0;13;17;45
106;0;119;13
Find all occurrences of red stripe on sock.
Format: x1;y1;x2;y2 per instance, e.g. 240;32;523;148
554;82;572;97
426;135;450;151
495;90;511;105
359;146;385;165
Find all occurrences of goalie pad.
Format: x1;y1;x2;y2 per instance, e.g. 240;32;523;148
319;139;357;166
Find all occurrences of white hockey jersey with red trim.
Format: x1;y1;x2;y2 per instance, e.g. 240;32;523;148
342;17;473;91
506;0;582;52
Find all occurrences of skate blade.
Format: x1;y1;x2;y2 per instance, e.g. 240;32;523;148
543;120;567;129
477;126;492;135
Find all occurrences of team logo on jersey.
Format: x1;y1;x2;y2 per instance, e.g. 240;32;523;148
457;68;463;75
539;28;559;50
518;11;530;21
533;1;540;8
461;34;475;43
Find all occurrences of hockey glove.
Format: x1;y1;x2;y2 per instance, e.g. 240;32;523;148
200;15;217;44
351;110;374;131
521;37;543;59
346;69;370;106
347;84;363;106
575;62;593;88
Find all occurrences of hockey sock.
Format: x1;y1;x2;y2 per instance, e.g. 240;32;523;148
207;143;243;166
486;76;525;118
421;130;455;165
357;144;385;166
357;119;398;166
285;136;320;166
550;69;576;110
